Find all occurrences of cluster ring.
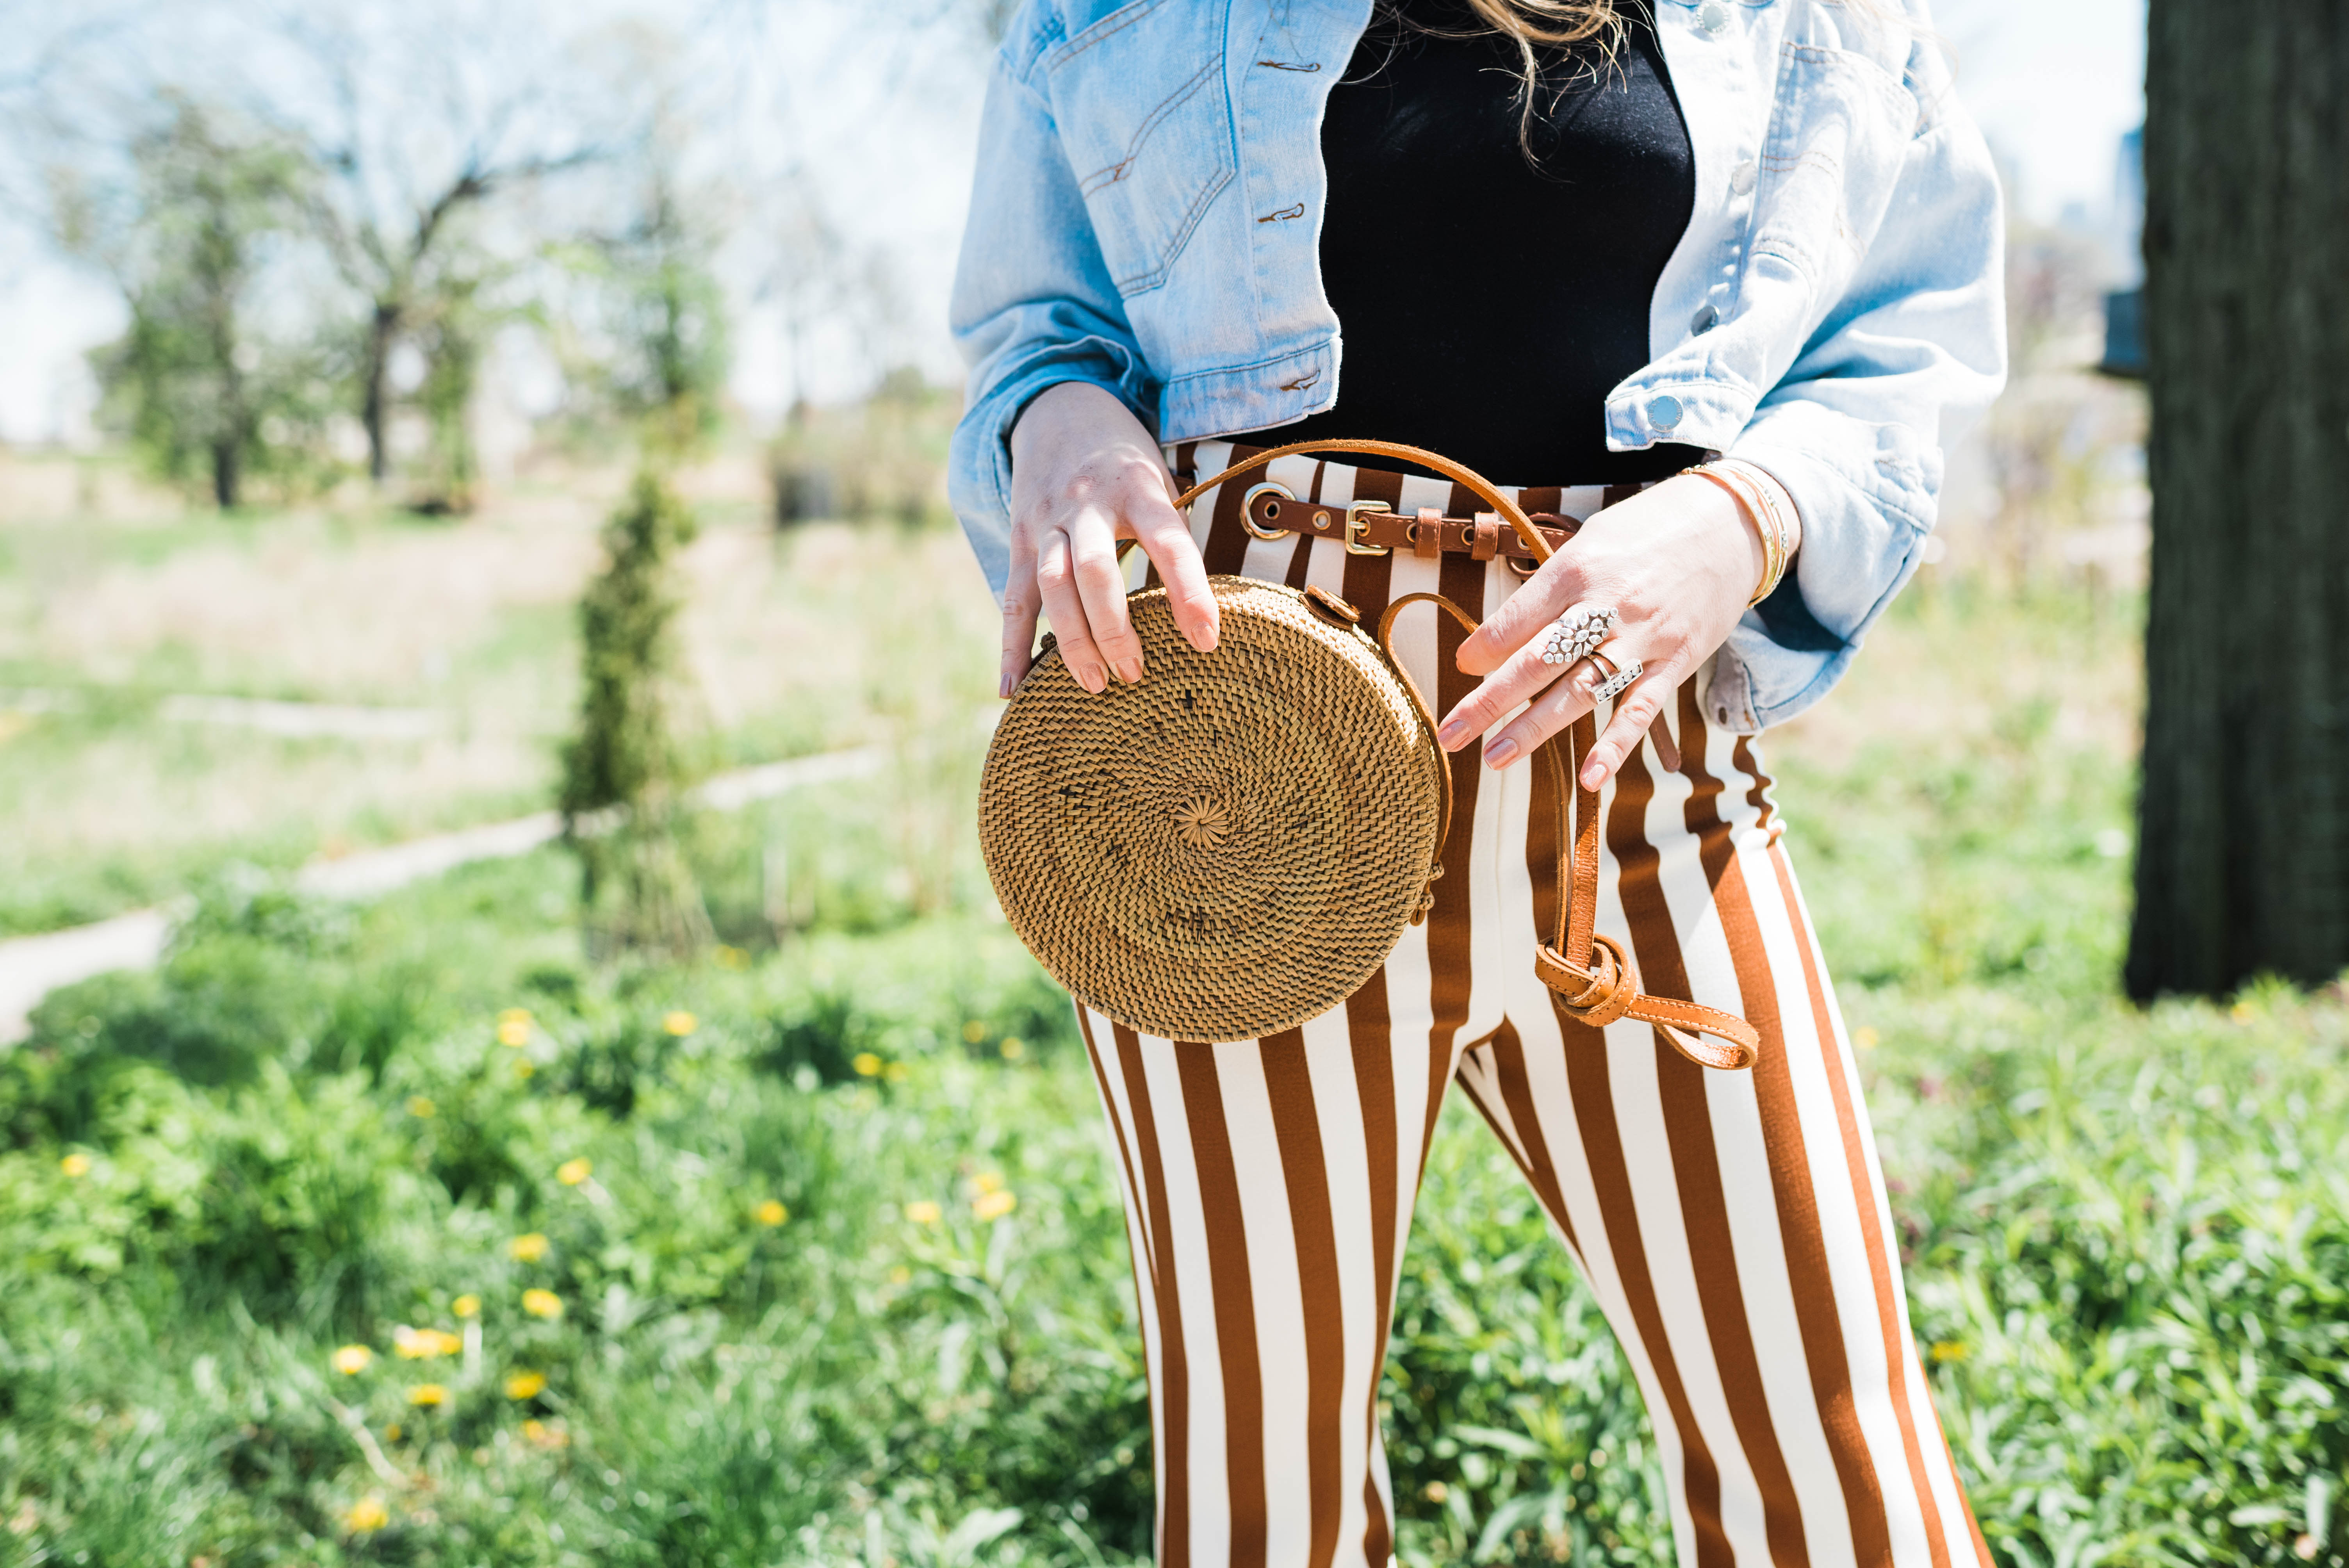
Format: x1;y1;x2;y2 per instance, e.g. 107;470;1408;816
1538;603;1617;668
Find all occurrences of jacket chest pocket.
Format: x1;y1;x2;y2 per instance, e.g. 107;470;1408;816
1749;42;1917;299
1047;0;1235;297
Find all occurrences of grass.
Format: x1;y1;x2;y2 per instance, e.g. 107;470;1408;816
0;448;997;935
2;530;2346;1566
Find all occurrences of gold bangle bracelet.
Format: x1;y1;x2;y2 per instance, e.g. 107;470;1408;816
1686;461;1790;607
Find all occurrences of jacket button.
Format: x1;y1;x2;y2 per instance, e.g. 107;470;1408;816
1697;2;1731;34
1731;160;1758;195
1690;305;1719;334
1648;396;1684;432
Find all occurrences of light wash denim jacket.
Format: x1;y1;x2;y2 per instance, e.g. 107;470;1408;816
946;0;2007;729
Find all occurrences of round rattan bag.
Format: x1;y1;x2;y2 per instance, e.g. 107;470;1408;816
980;572;1445;1041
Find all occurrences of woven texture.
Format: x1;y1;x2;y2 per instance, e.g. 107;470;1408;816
979;576;1445;1042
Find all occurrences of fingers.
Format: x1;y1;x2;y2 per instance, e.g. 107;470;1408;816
1454;554;1588;677
1072;525;1141;686
998;535;1042;699
1130;488;1219;654
1435;625;1588;750
1033;530;1108;694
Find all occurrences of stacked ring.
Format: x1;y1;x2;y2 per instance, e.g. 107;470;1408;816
1539;604;1617;667
1588;653;1643;704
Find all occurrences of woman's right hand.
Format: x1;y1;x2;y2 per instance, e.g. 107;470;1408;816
1002;381;1220;698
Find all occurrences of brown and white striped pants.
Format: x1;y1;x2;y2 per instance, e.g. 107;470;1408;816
1077;444;1990;1568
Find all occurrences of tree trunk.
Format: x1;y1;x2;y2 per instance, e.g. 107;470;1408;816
2129;4;2349;997
362;300;400;485
212;440;239;510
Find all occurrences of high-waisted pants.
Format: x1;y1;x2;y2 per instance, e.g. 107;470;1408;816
1076;444;1992;1568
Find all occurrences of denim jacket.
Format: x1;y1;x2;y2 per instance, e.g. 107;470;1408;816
946;0;2007;729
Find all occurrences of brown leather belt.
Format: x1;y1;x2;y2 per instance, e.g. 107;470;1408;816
1242;489;1582;572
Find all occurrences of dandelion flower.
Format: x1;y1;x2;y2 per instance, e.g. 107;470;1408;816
754;1199;788;1227
962;1020;987;1044
345;1496;390;1533
406;1096;437;1118
889;1265;912;1285
406;1383;447;1407
973;1171;1005;1194
498;1018;533;1048
499;1007;533;1027
851;1052;882;1077
521;1288;564;1320
59;1152;91;1178
452;1294;480;1319
1422;1481;1449;1504
715;945;748;970
384;1424;401;1443
522;1418;568;1449
556;1158;592;1186
509;1233;550;1262
663;1010;697;1036
904;1200;942;1226
1929;1341;1968;1363
331;1344;374;1375
999;1037;1025;1061
1854;1027;1880;1051
513;1058;534;1080
883;1061;911;1083
973;1189;1018;1222
503;1370;547;1400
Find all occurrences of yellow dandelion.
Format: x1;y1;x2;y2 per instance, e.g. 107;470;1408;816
59;1152;91;1178
973;1188;1018;1222
663;1010;697;1036
521;1288;564;1320
513;1057;534;1079
509;1232;549;1262
851;1051;882;1077
999;1037;1025;1061
522;1418;568;1449
503;1370;548;1400
973;1171;1005;1194
499;1007;533;1026
1854;1027;1880;1051
754;1199;788;1227
452;1293;480;1319
962;1020;987;1044
406;1096;437;1119
715;945;748;970
392;1325;435;1359
383;1423;401;1443
331;1344;374;1375
1422;1481;1450;1504
406;1383;447;1407
904;1200;942;1226
344;1495;390;1533
883;1061;911;1083
889;1265;913;1285
556;1157;592;1186
497;1018;533;1048
1930;1340;1968;1363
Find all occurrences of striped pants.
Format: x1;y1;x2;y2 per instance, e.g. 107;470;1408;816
1078;445;1990;1568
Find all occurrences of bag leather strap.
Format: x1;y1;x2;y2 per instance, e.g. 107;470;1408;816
1170;439;1759;1072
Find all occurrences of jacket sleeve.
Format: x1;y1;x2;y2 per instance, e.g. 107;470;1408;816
1713;25;2007;731
945;11;1162;600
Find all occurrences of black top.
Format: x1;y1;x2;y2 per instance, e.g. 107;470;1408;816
1270;0;1703;483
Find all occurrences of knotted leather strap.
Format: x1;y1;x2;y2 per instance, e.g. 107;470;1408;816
1177;440;1759;1073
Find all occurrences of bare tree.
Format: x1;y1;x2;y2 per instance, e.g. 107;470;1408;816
258;5;623;485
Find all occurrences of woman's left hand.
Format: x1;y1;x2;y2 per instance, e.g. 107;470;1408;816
1433;473;1777;790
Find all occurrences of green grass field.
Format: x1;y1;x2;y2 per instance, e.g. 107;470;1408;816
2;474;2345;1566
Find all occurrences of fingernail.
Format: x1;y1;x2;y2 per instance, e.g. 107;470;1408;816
1078;663;1107;694
1484;738;1518;769
1436;719;1467;749
1581;761;1608;789
999;672;1016;699
1114;657;1144;685
1190;623;1219;653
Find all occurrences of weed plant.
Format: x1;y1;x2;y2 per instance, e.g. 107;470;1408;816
2;585;2346;1566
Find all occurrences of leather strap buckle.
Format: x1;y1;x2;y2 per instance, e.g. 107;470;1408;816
1344;500;1394;556
1240;481;1295;541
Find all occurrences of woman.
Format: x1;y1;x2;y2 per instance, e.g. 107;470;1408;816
948;0;2005;1563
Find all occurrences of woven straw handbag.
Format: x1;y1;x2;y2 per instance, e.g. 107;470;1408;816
978;438;1759;1070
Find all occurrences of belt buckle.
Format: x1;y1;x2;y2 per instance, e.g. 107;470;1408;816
1344;500;1393;557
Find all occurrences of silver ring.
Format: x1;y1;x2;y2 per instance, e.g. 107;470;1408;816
1590;655;1644;704
1538;603;1617;667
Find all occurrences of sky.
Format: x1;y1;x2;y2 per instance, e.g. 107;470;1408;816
0;0;2146;447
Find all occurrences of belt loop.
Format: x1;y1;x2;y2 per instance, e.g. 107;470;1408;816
1472;512;1500;561
1414;506;1443;560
